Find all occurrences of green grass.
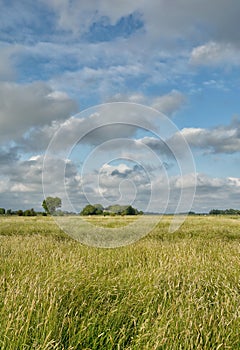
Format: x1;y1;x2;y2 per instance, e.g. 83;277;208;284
0;215;240;349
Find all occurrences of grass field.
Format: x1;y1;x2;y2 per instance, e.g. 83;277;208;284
0;215;240;349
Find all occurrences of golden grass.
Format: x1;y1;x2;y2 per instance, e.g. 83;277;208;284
0;215;240;349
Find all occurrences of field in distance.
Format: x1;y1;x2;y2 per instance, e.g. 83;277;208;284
0;215;240;349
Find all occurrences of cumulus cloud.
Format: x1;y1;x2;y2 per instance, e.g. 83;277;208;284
0;154;83;211
165;172;240;212
190;42;240;67
178;120;240;154
0;81;77;143
21;102;164;153
192;174;240;212
151;90;186;116
112;118;240;160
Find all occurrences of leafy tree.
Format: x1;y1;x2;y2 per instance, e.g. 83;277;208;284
30;208;36;216
6;209;12;215
95;208;103;215
106;204;141;215
225;208;240;215
24;208;36;216
42;197;62;215
122;205;137;215
0;208;5;215
209;209;222;215
80;204;102;216
17;210;23;216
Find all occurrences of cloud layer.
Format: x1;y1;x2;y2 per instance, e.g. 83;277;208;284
0;81;77;143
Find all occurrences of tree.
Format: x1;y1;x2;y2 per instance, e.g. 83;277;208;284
42;197;62;215
122;205;137;215
209;209;222;215
6;209;12;215
80;204;103;216
0;208;5;215
209;208;240;215
80;203;142;216
24;208;36;216
225;208;240;215
94;204;104;212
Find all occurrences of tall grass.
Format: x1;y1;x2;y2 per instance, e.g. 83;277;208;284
0;215;240;349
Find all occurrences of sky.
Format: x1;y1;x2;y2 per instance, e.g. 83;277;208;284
0;0;240;213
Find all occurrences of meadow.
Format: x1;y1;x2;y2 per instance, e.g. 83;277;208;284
0;215;240;349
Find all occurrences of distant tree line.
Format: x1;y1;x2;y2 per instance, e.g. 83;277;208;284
209;208;240;215
1;200;239;217
183;209;240;216
0;207;44;216
0;196;63;217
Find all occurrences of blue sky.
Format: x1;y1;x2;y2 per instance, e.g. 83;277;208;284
0;0;240;213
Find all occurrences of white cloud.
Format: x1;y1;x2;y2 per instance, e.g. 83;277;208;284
151;90;186;116
119;119;240;160
49;62;145;102
192;174;240;212
190;42;240;67
228;177;240;187
21;102;164;153
46;90;70;100
108;90;186;117
108;93;146;104
178;121;240;154
0;154;83;210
